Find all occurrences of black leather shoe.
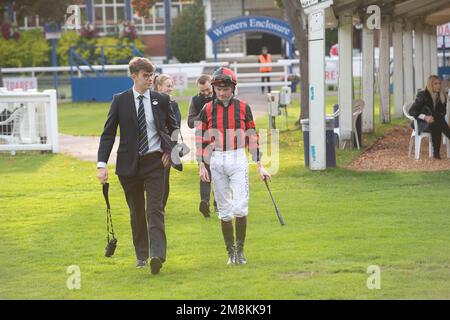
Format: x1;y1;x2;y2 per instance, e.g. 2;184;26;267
199;200;211;218
150;257;163;275
136;259;148;268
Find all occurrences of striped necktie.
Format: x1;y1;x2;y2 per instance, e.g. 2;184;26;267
137;95;149;155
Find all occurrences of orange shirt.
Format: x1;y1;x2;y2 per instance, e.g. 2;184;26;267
258;54;272;73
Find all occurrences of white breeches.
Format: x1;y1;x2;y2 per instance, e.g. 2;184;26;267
210;148;249;222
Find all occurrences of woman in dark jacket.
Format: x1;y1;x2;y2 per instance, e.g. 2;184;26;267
409;75;449;159
153;74;182;208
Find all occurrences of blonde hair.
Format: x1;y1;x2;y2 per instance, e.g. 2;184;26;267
426;75;446;104
153;74;173;92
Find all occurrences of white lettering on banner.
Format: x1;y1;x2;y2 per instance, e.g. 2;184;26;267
249;19;291;36
211;19;291;39
3;77;38;91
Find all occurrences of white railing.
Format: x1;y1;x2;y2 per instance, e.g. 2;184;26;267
1;60;300;89
1;62;230;79
0;88;59;154
230;60;298;90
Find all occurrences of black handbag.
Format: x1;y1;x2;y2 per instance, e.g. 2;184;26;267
103;183;117;257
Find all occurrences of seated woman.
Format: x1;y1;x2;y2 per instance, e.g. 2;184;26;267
153;74;182;208
409;75;450;159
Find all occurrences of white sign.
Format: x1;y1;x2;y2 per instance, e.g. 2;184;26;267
45;32;61;40
325;59;339;85
167;73;188;91
3;77;38;91
301;0;333;15
301;0;319;8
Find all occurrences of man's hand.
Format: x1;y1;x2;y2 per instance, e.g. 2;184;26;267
162;152;171;168
425;115;435;124
199;162;210;182
258;164;271;181
97;167;108;184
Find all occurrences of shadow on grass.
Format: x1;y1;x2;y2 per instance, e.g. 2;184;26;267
0;152;57;174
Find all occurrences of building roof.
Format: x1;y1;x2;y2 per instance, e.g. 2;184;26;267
330;0;450;25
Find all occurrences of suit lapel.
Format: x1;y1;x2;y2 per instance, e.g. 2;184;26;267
150;90;161;131
127;89;138;128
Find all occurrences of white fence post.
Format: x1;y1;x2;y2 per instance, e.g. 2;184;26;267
45;89;59;153
0;89;59;153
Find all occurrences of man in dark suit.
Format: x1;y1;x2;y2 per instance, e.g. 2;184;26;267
97;57;179;275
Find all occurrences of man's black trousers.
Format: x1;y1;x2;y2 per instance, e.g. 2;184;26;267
119;152;167;262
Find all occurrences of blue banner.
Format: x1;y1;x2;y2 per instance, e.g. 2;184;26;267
207;16;294;43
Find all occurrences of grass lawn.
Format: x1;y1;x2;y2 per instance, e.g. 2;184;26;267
58;100;191;136
1;99;450;299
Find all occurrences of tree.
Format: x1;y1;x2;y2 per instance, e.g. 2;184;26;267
0;0;73;85
168;0;205;63
12;0;73;24
277;0;309;122
131;0;158;18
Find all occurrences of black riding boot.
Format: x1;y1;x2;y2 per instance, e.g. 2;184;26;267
235;217;247;264
221;220;236;265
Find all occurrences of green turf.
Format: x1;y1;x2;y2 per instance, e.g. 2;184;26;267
1;109;450;299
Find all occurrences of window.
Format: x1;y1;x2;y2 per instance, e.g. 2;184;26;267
133;1;193;34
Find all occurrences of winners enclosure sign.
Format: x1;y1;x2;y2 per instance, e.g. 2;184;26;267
207;16;294;42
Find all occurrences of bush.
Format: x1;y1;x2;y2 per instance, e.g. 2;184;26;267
61;32;146;66
57;31;83;66
0;29;146;68
0;29;50;67
169;0;205;63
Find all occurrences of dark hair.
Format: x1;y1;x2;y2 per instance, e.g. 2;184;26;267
128;57;155;75
197;74;212;85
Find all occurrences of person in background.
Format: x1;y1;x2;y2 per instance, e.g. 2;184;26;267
409;75;450;159
153;73;181;208
188;75;217;218
258;46;272;94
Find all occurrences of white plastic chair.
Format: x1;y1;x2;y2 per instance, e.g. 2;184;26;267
403;102;432;160
331;100;364;149
0;106;25;145
352;100;364;150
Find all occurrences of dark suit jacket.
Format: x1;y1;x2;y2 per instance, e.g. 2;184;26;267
170;100;181;126
187;94;213;128
409;89;447;134
97;89;180;177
